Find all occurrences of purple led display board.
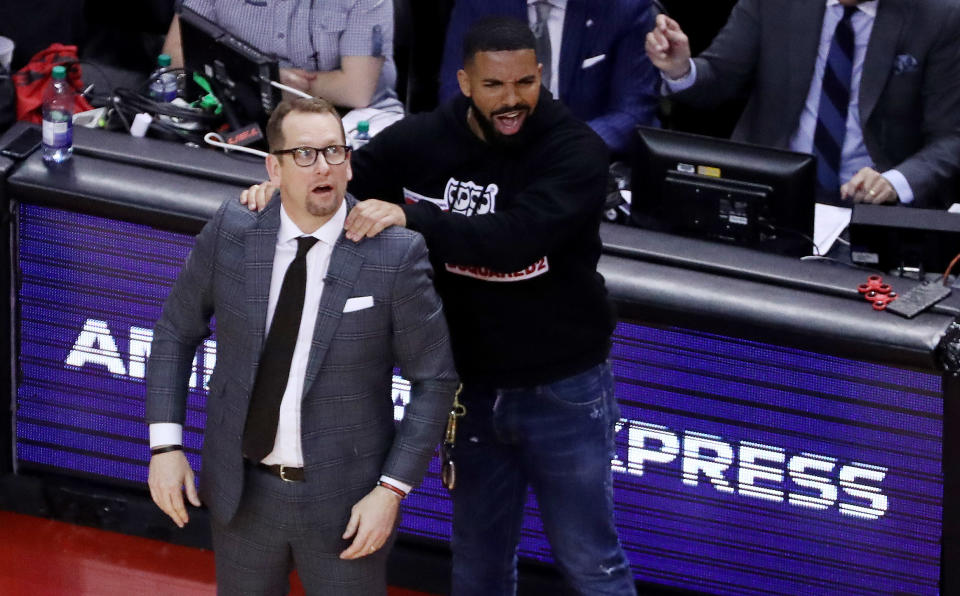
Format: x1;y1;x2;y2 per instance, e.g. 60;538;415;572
16;204;942;595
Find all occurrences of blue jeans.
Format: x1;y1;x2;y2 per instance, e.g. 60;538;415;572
450;362;636;596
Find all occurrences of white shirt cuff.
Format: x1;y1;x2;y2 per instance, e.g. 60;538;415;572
379;475;412;494
149;423;183;449
660;59;697;95
882;169;913;204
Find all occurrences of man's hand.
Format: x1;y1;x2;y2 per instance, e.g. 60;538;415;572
344;199;406;242
339;486;401;560
841;167;899;204
148;450;201;528
239;181;279;212
279;68;317;96
645;14;692;80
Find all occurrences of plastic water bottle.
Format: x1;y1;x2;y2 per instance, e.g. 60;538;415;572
352;120;371;149
41;65;74;164
149;54;178;102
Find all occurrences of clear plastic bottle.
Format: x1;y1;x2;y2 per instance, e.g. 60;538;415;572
352;120;371;149
41;65;74;164
149;54;178;102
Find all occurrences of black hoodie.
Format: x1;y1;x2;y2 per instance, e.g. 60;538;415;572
349;89;614;388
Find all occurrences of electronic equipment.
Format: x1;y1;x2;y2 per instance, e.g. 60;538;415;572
631;127;816;257
178;5;282;132
849;203;960;273
1;126;42;160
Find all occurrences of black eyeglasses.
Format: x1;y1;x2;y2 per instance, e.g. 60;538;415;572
272;145;351;167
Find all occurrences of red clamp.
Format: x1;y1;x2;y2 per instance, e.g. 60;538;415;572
857;275;897;311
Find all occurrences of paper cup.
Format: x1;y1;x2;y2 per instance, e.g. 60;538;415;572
0;36;14;71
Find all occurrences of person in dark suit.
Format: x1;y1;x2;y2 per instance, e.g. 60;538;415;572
646;0;960;208
145;96;457;594
439;0;660;155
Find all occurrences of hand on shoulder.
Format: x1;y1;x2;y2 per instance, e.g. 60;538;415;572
240;181;280;212
344;199;406;242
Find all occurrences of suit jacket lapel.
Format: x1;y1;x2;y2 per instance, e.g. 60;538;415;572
860;0;909;123
558;0;586;99
302;201;366;394
244;199;281;385
786;0;826;136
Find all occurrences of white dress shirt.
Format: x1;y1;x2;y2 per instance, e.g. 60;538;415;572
527;0;567;97
259;201;344;466
662;0;914;203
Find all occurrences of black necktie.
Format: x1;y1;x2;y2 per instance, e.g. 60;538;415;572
813;5;857;202
242;235;319;462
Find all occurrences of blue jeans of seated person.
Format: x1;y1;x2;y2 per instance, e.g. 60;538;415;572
450;362;636;596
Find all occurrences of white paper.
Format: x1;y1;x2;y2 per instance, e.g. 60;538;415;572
813;203;852;255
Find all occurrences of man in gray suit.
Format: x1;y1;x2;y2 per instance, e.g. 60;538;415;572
145;96;457;594
646;0;960;208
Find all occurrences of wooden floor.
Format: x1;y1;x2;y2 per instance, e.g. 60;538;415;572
0;511;434;595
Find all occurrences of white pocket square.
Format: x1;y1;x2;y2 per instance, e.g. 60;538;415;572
581;54;606;69
343;296;374;313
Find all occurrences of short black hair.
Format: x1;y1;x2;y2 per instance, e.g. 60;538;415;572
462;16;536;65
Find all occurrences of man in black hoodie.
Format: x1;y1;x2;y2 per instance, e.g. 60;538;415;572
243;17;635;596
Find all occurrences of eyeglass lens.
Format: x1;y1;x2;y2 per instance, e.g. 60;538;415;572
291;146;347;167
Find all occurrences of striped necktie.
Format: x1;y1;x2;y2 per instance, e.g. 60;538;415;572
532;1;553;91
813;5;858;201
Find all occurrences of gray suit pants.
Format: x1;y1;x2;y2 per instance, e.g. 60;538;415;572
211;464;393;595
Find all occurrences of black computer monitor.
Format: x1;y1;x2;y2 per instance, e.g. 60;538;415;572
631;127;816;257
179;6;281;132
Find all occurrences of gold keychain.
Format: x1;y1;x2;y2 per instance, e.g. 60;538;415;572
441;384;465;490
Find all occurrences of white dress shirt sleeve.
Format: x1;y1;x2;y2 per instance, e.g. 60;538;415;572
881;169;914;204
660;59;698;95
149;423;183;448
379;475;413;494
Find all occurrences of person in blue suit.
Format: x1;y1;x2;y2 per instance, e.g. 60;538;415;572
439;0;660;156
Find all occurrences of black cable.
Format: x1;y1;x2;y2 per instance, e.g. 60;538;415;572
109;87;220;144
110;95;132;131
111;96;179;139
762;221;820;257
799;255;885;273
112;87;221;127
75;60;116;98
130;66;220;126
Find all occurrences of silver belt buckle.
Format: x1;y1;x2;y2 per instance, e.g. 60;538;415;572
279;464;294;482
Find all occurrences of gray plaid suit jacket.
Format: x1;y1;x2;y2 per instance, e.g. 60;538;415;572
145;195;458;524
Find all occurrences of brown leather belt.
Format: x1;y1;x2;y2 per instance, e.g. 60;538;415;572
255;462;305;482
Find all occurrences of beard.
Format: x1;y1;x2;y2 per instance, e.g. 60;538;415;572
305;189;343;219
468;99;531;148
